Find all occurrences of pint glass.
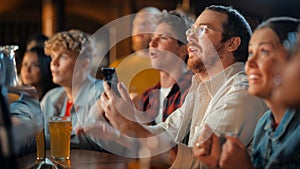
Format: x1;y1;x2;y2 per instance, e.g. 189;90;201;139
49;116;72;160
36;129;45;161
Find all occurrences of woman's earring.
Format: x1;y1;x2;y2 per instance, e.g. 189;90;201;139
273;74;282;86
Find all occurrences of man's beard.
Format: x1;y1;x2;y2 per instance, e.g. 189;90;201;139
188;43;226;73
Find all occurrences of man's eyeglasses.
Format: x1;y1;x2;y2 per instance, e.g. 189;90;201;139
186;25;208;42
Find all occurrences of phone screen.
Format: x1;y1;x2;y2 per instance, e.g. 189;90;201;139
101;67;120;96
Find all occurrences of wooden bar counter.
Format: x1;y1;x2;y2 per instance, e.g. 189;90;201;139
18;149;131;169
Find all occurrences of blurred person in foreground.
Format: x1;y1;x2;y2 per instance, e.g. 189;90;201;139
109;7;161;103
193;17;300;169
20;47;58;100
42;29;105;151
8;85;43;157
99;5;267;168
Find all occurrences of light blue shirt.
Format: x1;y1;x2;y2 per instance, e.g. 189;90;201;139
10;94;42;121
252;108;300;169
41;75;104;151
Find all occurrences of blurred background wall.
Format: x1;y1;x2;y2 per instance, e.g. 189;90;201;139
0;0;299;72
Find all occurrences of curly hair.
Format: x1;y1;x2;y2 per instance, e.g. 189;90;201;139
44;29;93;59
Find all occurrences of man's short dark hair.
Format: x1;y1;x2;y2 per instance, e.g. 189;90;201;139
206;5;252;62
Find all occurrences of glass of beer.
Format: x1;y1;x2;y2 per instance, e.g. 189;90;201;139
49;116;72;161
36;129;45;161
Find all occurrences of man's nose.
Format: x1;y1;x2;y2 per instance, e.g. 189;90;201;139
187;32;198;44
51;57;59;66
149;37;158;48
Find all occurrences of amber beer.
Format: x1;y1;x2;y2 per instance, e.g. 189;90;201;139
36;129;45;160
49;116;72;160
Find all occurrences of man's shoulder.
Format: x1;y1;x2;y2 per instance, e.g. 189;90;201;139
213;62;248;91
219;69;268;113
217;68;265;105
45;87;64;95
227;69;249;90
40;87;66;112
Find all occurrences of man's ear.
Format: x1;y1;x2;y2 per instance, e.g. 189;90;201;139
226;37;241;52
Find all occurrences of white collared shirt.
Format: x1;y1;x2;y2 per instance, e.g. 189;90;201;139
147;62;268;168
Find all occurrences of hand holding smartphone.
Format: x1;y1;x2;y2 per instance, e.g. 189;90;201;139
101;67;120;97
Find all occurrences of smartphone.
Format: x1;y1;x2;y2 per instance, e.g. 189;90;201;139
101;67;120;96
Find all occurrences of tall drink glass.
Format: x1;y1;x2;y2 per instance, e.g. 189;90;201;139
49;116;72;161
36;129;45;161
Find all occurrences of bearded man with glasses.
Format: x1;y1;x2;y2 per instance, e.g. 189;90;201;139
98;5;268;168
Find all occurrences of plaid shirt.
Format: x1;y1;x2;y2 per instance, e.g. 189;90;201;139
141;70;193;124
